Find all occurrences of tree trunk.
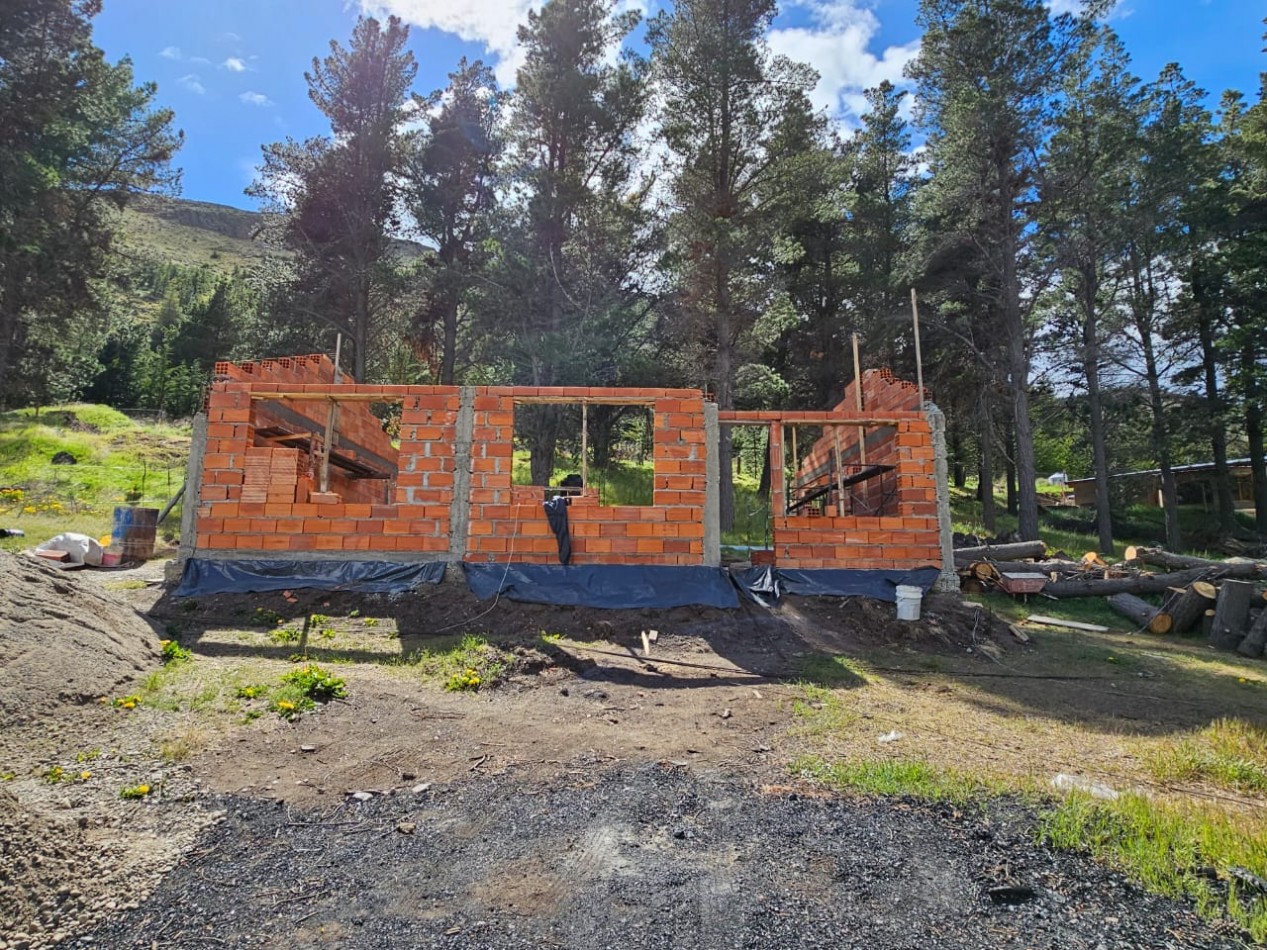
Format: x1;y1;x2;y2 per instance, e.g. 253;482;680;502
1127;546;1264;575
1194;275;1236;535
715;279;735;532
1002;227;1039;540
1210;579;1254;651
1045;566;1245;598
1138;319;1181;550
1107;592;1170;634
978;391;996;534
1237;607;1267;658
524;404;561;487
950;425;966;489
1244;344;1267;538
1161;583;1218;635
0;309;14;406
1080;273;1114;553
1004;417;1017;516
440;284;459;386
962;558;1083;575
953;540;1046;561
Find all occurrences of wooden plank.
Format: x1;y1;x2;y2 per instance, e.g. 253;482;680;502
249;392;404;402
1025;615;1110;633
717;410;922;425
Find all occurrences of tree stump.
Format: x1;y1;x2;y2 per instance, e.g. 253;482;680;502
1210;580;1255;651
1237;608;1267;659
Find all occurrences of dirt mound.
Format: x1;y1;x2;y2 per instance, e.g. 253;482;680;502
0;551;161;726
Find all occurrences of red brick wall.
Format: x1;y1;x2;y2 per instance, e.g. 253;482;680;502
773;367;938;570
194;362;940;571
462;389;706;566
773;416;939;570
197;384;457;555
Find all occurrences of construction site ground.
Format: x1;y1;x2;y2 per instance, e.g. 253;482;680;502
2;555;1264;949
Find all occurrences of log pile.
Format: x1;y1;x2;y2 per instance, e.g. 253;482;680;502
956;540;1266;657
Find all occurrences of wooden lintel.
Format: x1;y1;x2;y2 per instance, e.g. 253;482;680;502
512;395;656;406
249;392;403;403
718;411;919;426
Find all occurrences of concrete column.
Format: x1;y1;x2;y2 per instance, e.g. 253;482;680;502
448;387;476;560
703;403;721;566
169;412;208;584
928;403;960;593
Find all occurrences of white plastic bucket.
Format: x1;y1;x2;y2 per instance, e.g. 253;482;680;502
895;585;923;621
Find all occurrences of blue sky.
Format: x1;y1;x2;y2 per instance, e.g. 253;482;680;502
91;0;1265;210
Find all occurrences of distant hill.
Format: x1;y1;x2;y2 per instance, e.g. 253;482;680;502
119;195;272;270
119;195;426;271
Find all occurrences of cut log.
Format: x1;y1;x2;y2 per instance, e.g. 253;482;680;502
953;540;1046;562
960;558;1082;575
1127;547;1265;578
1046;567;1234;599
1160;583;1218;636
1200;609;1216;640
1238;608;1267;658
1210;579;1255;651
1107;593;1171;634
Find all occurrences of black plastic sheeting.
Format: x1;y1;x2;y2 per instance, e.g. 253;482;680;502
542;497;572;565
733;565;941;605
173;558;447;597
463;562;740;610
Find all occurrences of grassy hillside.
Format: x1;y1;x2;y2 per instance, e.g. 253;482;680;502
0;405;190;553
118;195;271;270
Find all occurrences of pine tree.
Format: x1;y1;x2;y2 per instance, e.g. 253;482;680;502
249;16;416;382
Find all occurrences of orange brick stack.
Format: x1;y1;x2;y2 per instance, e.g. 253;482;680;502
241;447;302;505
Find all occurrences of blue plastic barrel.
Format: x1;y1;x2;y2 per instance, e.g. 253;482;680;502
111;506;159;561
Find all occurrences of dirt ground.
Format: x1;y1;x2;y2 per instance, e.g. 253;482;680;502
1;557;1263;948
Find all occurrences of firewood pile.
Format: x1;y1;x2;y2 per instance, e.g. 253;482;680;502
956;540;1267;657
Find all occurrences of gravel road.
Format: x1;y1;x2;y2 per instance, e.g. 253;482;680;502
82;764;1247;950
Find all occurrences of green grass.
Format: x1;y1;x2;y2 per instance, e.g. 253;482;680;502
795;753;1267;942
512;449;655;506
1147;719;1267;794
0;404;189;551
397;634;512;691
952;482;1258;558
793;754;1010;806
1039;792;1267;942
963;591;1132;632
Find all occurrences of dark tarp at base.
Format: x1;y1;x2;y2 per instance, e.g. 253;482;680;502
733;566;941;605
173;558;447;597
463;562;740;610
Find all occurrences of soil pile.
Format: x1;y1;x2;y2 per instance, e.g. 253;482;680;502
0;551;160;726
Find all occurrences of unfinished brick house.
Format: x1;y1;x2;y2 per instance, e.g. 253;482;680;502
176;355;956;605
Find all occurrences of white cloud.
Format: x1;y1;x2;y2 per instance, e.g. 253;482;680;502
189;56;212;65
222;57;248;72
767;0;919;121
178;74;206;95
239;91;274;107
160;46;182;59
360;0;535;86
